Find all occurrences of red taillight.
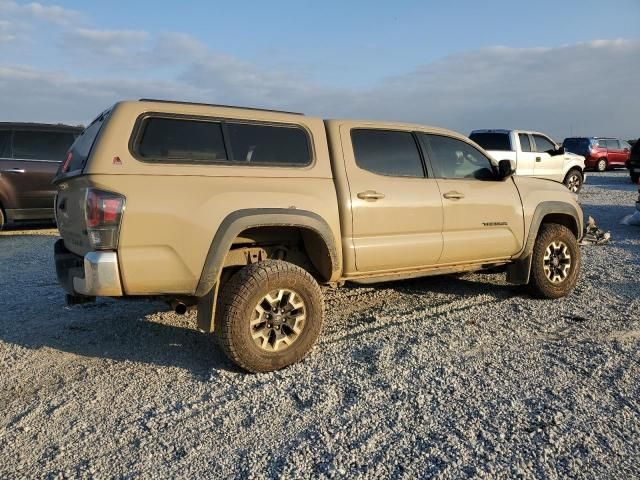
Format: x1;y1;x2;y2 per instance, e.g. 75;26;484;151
85;189;125;249
86;190;124;227
102;198;123;224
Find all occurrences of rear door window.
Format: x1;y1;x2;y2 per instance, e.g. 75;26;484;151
0;131;10;158
468;132;512;151
605;139;620;150
351;129;424;177
13;130;76;161
519;134;532;152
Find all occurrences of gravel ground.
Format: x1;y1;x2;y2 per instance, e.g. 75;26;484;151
1;172;638;479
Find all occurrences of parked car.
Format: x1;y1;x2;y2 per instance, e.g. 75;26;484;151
0;123;82;229
54;99;584;372
469;129;586;193
563;137;631;172
627;140;640;184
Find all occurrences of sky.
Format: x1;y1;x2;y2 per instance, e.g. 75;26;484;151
0;0;639;139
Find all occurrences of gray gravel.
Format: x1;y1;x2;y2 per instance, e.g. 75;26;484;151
1;171;639;479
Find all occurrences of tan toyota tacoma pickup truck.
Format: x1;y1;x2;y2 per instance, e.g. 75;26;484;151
54;99;583;372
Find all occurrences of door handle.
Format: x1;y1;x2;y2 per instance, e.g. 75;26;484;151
535;157;541;162
357;190;385;201
443;191;465;200
2;168;26;173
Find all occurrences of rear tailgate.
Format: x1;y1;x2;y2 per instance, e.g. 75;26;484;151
54;110;111;256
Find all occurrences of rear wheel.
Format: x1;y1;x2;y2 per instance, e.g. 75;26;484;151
596;158;607;172
527;224;580;299
216;260;324;372
563;169;583;193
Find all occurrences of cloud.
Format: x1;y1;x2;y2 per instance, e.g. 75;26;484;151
0;0;82;26
60;28;150;60
0;13;638;141
0;19;15;44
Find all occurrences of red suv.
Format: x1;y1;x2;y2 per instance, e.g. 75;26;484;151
563;137;631;172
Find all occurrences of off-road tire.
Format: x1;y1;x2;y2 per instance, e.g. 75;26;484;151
563;169;583;193
596;158;607;172
631;172;640;184
527;223;581;299
216;260;324;372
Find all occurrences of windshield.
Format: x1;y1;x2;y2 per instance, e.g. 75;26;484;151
469;132;512;151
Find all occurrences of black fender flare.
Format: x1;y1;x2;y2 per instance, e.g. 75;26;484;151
506;201;583;285
195;208;340;297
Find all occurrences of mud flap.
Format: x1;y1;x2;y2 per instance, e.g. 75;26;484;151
506;254;532;285
196;283;219;333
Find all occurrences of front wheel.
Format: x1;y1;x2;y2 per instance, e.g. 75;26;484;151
527;224;581;299
216;260;324;372
563;169;583;193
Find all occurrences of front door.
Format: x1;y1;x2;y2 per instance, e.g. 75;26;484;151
341;126;444;273
419;133;524;265
532;134;564;182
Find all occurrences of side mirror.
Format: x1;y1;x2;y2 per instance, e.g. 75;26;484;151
497;159;515;180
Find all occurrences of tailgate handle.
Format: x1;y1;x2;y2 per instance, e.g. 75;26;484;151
357;190;385;201
443;191;465;200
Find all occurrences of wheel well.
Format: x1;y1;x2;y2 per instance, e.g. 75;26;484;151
540;214;579;238
564;167;582;179
223;226;333;282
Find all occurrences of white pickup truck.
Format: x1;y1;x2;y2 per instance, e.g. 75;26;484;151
469;129;586;193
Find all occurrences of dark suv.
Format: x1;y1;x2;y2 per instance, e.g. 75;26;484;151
563;137;631;172
628;140;640;184
0;123;81;229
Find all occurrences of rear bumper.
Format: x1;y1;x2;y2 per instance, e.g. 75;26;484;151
54;239;123;296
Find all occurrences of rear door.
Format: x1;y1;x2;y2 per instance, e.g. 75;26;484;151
516;132;536;176
532;134;563;181
420;133;524;264
605;139;624;166
341;126;444;272
10;129;76;213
